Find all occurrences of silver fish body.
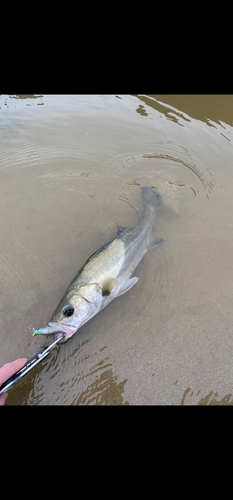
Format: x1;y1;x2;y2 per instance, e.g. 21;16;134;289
33;187;163;343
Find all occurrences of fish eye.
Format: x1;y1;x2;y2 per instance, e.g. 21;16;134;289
62;305;74;317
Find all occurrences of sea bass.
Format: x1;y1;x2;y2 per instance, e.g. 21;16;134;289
33;186;163;343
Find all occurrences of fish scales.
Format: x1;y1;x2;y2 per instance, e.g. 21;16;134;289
33;187;164;343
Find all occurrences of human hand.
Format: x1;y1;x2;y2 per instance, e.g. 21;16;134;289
0;358;27;405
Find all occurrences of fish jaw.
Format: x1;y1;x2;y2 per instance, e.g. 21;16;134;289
33;319;79;342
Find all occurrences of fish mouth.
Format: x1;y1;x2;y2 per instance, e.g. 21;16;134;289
49;321;78;336
33;320;78;339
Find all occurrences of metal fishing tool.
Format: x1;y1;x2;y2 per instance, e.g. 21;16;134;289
0;335;64;395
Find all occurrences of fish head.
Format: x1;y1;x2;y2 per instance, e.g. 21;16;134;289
33;283;103;343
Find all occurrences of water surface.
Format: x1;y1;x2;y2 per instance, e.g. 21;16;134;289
1;94;233;405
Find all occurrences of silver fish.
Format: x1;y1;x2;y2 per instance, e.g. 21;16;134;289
33;186;163;343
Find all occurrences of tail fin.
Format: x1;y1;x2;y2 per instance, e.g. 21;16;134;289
141;186;162;213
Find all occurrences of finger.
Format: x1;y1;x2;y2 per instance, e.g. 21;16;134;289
0;358;28;385
0;393;8;406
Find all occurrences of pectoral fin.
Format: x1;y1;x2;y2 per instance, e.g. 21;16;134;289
116;277;139;298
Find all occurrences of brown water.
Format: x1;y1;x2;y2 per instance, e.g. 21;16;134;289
1;94;233;405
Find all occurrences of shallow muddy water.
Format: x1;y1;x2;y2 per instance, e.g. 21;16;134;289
1;94;233;405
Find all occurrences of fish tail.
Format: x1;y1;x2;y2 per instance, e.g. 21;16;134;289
141;186;162;215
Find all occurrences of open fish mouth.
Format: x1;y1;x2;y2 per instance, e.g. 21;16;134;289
33;321;78;337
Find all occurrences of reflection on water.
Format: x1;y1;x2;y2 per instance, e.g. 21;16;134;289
135;104;148;117
72;356;128;406
9;95;44;99
133;94;233;129
181;386;233;406
14;337;129;405
1;94;233;405
134;95;191;126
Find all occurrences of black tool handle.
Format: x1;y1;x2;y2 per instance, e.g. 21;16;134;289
0;347;49;394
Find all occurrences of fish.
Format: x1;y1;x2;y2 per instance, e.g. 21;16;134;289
33;186;164;343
